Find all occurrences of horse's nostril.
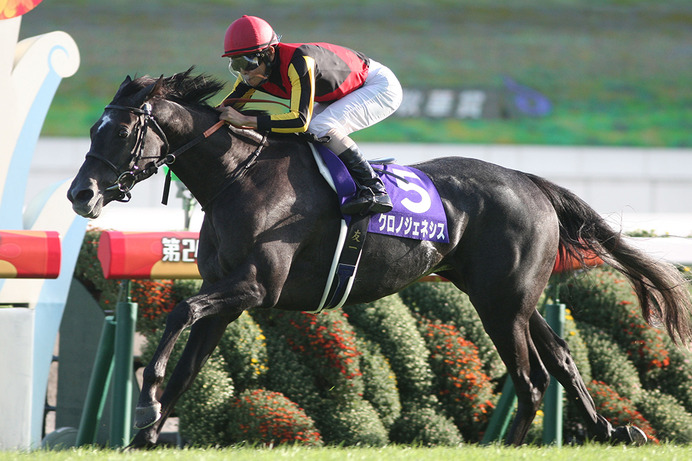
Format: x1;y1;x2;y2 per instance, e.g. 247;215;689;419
74;189;95;204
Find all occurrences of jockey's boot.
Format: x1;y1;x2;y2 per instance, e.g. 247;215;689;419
338;146;393;215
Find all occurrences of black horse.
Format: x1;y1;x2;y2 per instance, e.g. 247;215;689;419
68;70;691;447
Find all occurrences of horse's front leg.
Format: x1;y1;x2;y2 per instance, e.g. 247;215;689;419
130;313;237;447
132;272;269;438
133;304;189;432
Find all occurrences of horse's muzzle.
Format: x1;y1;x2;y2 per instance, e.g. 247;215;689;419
67;180;104;219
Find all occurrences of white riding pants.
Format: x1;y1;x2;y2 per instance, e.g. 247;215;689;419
308;59;403;141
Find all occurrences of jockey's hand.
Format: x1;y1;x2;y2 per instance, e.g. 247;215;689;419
216;106;258;129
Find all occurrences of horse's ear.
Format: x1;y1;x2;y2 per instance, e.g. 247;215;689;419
117;75;132;90
112;75;133;99
147;75;165;99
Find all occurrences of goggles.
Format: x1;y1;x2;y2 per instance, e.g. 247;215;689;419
229;53;263;73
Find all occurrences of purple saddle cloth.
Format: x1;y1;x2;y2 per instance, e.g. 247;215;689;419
314;144;449;243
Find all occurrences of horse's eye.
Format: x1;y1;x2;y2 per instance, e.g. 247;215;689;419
118;127;130;138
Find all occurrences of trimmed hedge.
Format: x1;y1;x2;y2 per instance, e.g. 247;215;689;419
354;334;402;430
660;345;692;414
226;389;323;447
74;231;692;446
637;389;692;443
314;398;389;446
399;282;505;381
343;295;435;405
260;327;323;417
140;328;226;390
251;309;390;446
562;307;592;385
587;380;658;443
559;267;692;414
559;268;674;374
389;404;463;447
130;280;176;333
578;324;643;404
418;318;496;442
177;357;234;446
140;328;234;446
216;311;268;393
643;337;692;414
277;310;364;401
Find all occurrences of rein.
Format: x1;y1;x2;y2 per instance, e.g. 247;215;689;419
159;119;227;205
220;97;291;110
88;102;227;203
89;96;288;207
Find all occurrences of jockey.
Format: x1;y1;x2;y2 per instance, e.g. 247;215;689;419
217;15;402;215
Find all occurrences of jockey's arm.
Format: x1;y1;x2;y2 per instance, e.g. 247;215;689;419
254;56;316;134
217;76;258;128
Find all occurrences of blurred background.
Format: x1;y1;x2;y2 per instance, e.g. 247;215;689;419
19;0;692;233
10;0;692;443
22;0;692;145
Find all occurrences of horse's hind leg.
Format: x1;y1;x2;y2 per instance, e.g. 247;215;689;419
441;202;559;444
528;311;609;438
444;263;554;445
480;309;550;445
529;311;647;444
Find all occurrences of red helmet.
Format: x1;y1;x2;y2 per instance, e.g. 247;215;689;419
223;15;280;57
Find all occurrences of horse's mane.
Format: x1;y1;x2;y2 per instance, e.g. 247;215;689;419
120;68;276;121
117;68;278;145
120;67;225;108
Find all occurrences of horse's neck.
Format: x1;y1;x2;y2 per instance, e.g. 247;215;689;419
162;103;313;210
168;123;264;209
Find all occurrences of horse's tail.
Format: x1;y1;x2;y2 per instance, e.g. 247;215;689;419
525;173;692;345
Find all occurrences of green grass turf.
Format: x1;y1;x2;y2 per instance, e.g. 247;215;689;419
4;444;692;461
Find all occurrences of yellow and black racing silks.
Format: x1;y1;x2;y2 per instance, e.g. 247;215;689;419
223;42;370;134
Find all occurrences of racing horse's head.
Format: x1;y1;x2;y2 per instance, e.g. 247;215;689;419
67;69;224;218
67;75;169;218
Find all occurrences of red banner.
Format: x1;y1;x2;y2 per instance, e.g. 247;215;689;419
98;231;201;280
97;231;604;280
0;230;61;278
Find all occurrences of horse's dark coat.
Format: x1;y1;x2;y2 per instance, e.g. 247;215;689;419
67;70;691;447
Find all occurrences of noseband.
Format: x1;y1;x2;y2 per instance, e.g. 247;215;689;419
86;101;225;203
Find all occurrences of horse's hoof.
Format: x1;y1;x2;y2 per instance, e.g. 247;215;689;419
128;429;158;450
612;425;647;445
626;426;647;445
134;402;162;430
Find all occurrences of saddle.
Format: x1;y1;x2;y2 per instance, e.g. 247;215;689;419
306;143;449;313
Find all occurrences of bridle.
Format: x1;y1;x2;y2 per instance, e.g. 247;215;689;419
86;101;225;203
87;98;269;207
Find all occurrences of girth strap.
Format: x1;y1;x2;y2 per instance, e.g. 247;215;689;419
307;143;371;313
321;214;370;310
